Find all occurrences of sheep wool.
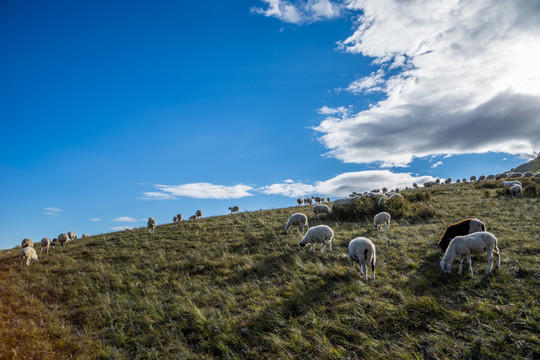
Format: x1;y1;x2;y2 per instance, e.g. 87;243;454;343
348;237;376;280
147;217;156;234
40;238;51;254
20;247;38;267
440;232;500;276
298;225;334;253
312;204;330;220
437;218;486;252
374;212;391;231
285;213;309;234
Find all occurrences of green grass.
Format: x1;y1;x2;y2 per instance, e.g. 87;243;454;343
1;180;539;359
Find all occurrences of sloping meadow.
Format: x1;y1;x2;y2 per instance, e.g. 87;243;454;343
1;181;539;359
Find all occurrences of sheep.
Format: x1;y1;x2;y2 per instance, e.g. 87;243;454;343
510;184;522;197
535;172;540;178
189;215;197;220
509;172;522;178
424;181;435;188
437;218;486;252
305;197;313;205
440;232;500;275
298;225;334;253
413;183;418;188
326;197;331;203
445;178;452;184
388;193;404;200
478;175;486;182
332;198;352;211
285;213;309;234
486;174;495;180
456;179;461;183
229;206;240;214
20;247;38;267
502;181;522;188
470;176;477;182
312;204;330;220
496;173;508;180
523;171;534;178
173;216;177;223
462;178;467;183
195;210;203;219
348;237;376;280
67;231;77;241
21;238;33;248
297;198;303;206
52;238;59;248
40;238;51;254
147;217;156;234
377;195;387;207
176;214;183;222
374;212;391;231
82;234;89;238
314;196;321;204
58;233;69;246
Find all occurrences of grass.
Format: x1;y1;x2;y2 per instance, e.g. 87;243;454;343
1;180;539;359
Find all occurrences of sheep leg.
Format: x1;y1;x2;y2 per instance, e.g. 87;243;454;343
486;252;493;275
328;240;332;252
494;246;501;268
359;262;364;275
309;243;315;253
363;264;368;280
458;257;464;275
467;256;473;275
320;242;326;253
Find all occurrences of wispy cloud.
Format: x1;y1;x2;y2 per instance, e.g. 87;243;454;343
312;0;540;167
431;161;443;169
258;170;435;197
112;216;141;222
43;207;61;216
144;183;255;200
88;217;101;222
252;0;343;25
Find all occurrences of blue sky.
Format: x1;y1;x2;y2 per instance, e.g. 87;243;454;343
1;0;539;249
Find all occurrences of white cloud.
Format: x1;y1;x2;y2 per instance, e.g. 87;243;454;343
252;0;343;24
88;217;101;221
112;216;141;222
431;161;443;168
43;207;61;216
145;183;255;200
313;0;540;166
111;226;133;231
141;192;176;200
317;105;350;116
259;170;435;197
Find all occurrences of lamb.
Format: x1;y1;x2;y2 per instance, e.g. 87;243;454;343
298;225;334;253
58;233;69;246
348;237;376;280
312;204;330;220
285;213;309;234
67;231;77;241
437;218;486;252
501;181;522;188
40;238;51;254
440;232;500;275
374;212;391;231
229;206;240;214
20;247;38;267
21;238;33;248
510;184;522;197
195;210;203;219
147;217;156;234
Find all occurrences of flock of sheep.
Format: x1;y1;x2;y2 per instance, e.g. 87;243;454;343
17;169;537;272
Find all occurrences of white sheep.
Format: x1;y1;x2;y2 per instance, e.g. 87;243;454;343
82;234;89;238
20;247;38;267
68;231;77;241
374;212;391;231
312;204;330;220
440;232;500;275
189;215;197;220
173;216;177;223
176;214;183;222
40;238;51;254
510;184;522;197
523;171;534;178
501;181;522;188
348;237;376;280
285;213;309;234
297;198;303;205
195;210;203;219
58;233;69;246
21;238;33;248
388;193;404;200
298;225;334;253
229;206;240;214
509;172;522;178
147;217;156;234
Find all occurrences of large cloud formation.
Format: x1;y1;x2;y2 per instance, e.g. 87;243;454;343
316;0;540;166
256;0;540;167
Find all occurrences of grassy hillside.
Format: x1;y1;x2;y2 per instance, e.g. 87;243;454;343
1;180;539;359
511;154;540;173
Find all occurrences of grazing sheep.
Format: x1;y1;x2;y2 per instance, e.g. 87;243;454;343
326;197;331;203
413;183;418;188
305;197;313;205
297;198;303;206
510;184;522;197
437;218;486;252
348;237;376;280
508;172;522;178
496;173;508;180
20;247;38;267
229;206;240;214
388;193;404;200
478;175;486;182
189;215;197;220
298;225;334;253
535;172;540;178
314;196;321;204
456;179;461;183
377;195;387;207
523;171;534;178
332;198;353;211
82;234;89;238
147;217;156;234
445;178;452;184
440;232;500;275
470;176;477;182
424;181;436;188
285;213;309;234
195;210;203;219
176;214;183;222
40;238;51;254
21;238;33;248
486;174;495;180
58;233;69;246
173;216;177;223
502;181;522;188
312;204;330;220
374;212;391;231
52;238;59;248
68;232;77;241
